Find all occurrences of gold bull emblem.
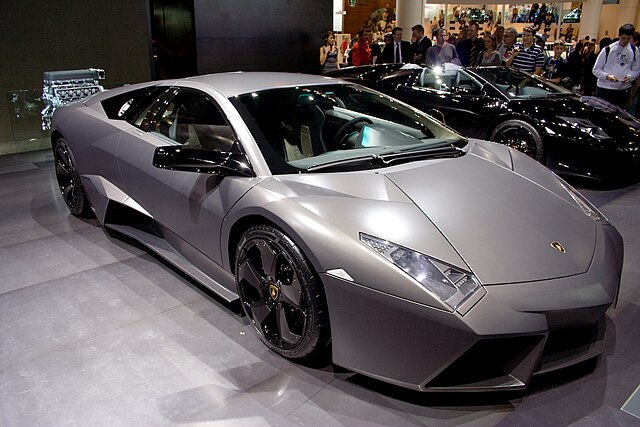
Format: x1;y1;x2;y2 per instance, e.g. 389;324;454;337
269;283;280;300
550;241;566;253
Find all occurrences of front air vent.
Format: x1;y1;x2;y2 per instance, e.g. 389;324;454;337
426;335;545;390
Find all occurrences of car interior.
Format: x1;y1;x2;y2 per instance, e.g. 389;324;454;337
476;68;558;97
418;69;484;93
153;91;236;152
235;85;452;172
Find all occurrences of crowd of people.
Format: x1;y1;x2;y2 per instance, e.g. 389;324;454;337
319;21;640;115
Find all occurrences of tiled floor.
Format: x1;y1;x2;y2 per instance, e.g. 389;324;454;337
1;149;639;426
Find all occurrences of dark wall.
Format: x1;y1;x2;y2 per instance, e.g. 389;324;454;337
0;1;153;146
194;1;332;74
151;0;198;79
0;0;332;149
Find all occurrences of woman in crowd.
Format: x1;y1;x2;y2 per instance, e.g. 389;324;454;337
320;31;341;72
477;33;502;65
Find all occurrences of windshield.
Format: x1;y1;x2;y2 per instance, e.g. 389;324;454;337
233;84;465;173
474;67;572;98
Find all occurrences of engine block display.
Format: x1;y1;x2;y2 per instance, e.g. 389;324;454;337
41;69;105;130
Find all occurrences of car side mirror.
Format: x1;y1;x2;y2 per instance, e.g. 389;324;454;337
153;146;254;177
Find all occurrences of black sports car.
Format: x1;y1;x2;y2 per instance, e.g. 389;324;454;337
326;65;640;182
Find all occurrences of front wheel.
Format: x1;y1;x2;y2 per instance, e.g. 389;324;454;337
489;119;545;162
235;225;330;360
53;138;92;217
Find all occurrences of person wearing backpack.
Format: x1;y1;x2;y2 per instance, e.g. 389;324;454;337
592;23;640;108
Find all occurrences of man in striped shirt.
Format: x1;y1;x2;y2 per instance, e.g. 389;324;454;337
506;26;545;75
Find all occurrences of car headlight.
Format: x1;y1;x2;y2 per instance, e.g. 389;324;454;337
558;180;605;221
360;233;481;311
558;116;609;140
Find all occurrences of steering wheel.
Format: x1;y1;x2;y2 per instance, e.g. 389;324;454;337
333;117;373;148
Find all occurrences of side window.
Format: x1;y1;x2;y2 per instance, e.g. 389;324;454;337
456;72;483;92
101;86;164;120
417;69;456;92
149;89;236;151
133;87;179;130
107;87;175;129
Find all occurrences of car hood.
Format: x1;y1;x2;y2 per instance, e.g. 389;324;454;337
274;143;596;285
384;148;596;284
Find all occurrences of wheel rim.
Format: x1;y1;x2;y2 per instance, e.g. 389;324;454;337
237;238;307;350
494;125;538;158
54;143;81;210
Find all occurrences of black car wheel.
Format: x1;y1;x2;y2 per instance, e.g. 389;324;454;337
490;120;544;162
53;138;92;217
235;225;330;360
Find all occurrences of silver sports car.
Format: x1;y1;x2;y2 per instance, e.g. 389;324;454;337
52;72;623;392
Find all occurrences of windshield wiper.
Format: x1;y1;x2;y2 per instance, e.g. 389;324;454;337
380;145;463;164
306;145;463;173
306;155;383;172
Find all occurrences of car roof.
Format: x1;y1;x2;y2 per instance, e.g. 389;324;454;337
180;72;343;97
86;72;346;106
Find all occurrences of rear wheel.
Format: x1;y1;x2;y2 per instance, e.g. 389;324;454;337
235;225;330;360
489;120;545;162
53;138;92;217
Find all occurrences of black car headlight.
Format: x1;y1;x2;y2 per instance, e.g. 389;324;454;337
360;233;482;311
558;116;610;140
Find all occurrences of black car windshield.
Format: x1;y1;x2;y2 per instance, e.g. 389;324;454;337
233;84;465;173
474;67;572;98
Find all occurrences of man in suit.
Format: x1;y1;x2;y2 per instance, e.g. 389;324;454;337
381;27;413;63
456;21;484;66
411;24;432;64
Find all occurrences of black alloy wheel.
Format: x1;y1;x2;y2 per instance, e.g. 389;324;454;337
490;119;544;162
53;138;92;217
235;225;330;360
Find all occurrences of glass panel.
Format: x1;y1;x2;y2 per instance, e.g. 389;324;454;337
235;84;465;172
150;89;236;151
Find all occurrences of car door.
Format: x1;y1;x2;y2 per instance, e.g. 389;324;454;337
116;86;258;269
392;68;491;138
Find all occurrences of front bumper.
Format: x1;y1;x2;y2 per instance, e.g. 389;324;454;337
547;135;640;182
322;223;623;392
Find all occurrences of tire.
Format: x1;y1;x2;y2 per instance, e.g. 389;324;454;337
235;225;330;360
489;119;545;162
53;138;92;217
